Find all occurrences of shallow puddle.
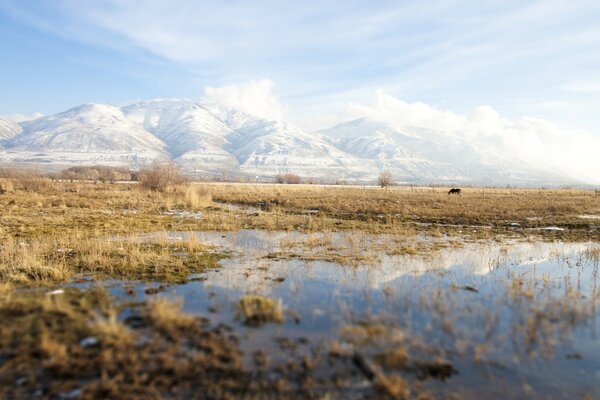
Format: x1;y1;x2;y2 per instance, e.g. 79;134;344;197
76;231;599;398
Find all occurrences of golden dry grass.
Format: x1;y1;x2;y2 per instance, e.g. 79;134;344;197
203;182;600;229
236;295;284;326
0;233;224;285
0;180;597;241
148;297;195;329
92;306;133;345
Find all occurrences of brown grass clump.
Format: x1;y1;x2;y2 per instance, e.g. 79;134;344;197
0;236;71;283
374;374;410;399
0;178;14;194
340;323;389;346
236;295;284;326
148;297;195;330
92;307;133;345
0;287;252;399
177;184;212;209
375;347;409;369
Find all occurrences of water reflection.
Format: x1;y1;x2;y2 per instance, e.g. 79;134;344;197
111;230;599;398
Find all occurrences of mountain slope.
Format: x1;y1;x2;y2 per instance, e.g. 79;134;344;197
0;117;22;141
318;117;573;185
229;120;370;178
122;100;240;172
3;103;168;165
123;100;367;178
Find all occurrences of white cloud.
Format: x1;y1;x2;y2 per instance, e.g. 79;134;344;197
5;1;600;135
202;80;285;121
343;90;600;184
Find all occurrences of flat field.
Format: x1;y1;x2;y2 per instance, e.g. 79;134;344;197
1;179;599;399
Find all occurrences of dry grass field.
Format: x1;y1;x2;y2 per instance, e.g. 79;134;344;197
1;174;600;399
204;182;600;228
0;176;597;285
1;179;598;238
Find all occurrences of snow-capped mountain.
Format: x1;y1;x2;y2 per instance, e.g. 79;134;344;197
2;104;168;165
229;119;371;178
122;100;240;173
0;117;22;141
0;99;581;185
318;117;572;185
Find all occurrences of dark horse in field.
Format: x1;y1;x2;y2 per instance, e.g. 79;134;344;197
448;188;461;195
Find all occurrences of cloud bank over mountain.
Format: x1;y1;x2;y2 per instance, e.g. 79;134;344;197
342;90;600;184
202;80;285;121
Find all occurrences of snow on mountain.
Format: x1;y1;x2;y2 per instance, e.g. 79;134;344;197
201;103;259;131
228;119;370;178
318;117;572;185
2;103;168;165
122;99;240;173
122;100;367;178
0;116;22;141
0;100;581;185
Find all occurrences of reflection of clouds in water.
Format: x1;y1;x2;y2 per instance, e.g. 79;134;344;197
185;230;595;292
128;230;600;397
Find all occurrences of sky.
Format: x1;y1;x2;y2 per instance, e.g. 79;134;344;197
0;0;599;181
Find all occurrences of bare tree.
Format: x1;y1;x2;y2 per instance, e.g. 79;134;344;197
378;171;393;189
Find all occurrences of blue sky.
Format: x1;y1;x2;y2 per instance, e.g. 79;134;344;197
1;0;600;135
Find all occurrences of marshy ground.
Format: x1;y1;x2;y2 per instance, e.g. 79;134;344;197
1;179;599;399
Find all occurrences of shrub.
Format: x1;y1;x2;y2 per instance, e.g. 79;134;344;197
275;173;302;184
0;168;52;192
59;166;133;182
137;161;185;191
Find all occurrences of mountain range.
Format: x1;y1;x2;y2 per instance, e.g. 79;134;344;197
0;99;580;185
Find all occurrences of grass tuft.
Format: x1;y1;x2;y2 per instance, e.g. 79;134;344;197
236;295;284;326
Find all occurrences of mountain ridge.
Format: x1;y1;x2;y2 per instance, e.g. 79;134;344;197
0;99;583;186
